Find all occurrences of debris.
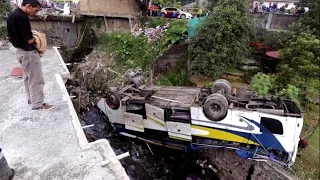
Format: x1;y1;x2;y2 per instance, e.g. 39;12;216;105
101;152;130;167
82;124;95;129
208;165;218;173
131;23;170;42
146;143;154;156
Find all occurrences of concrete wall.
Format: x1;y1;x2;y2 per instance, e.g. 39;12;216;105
270;13;301;29
80;0;138;18
30;20;78;47
250;12;301;30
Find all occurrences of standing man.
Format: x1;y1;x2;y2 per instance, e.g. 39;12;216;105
7;0;54;110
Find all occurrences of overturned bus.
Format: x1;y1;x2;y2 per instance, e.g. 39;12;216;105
97;79;303;167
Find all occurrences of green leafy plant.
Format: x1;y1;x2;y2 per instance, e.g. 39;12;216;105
276;84;300;102
162;19;188;48
249;72;274;95
98;33;161;72
190;0;254;77
148;18;167;28
156;67;190;86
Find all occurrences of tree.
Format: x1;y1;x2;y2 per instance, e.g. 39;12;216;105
190;0;254;77
275;33;320;105
276;33;320;86
302;0;320;38
136;0;150;17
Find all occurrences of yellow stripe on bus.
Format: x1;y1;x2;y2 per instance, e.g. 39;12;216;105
191;125;258;145
147;116;165;127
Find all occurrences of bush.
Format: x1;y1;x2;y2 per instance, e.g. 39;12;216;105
302;0;320;38
148;18;167;28
276;84;299;102
98;33;161;72
276;33;320;87
0;1;11;18
190;0;254;77
161;19;188;48
249;72;274;95
0;24;7;40
156;67;190;86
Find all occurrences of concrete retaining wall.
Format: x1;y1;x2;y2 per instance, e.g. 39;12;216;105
30;20;78;47
30;16;133;47
251;12;302;30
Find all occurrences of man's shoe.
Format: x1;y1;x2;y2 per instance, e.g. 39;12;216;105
32;103;55;110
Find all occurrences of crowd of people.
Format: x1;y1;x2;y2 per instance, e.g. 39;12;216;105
148;3;162;16
253;2;308;15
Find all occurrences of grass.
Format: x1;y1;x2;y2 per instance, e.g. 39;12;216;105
223;67;245;74
292;104;319;180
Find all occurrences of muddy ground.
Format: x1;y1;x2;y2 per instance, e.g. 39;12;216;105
82;107;291;180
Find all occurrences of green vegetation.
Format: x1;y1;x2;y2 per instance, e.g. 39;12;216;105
276;33;319;106
0;0;11;40
293;125;319;179
156;58;190;86
97;19;188;73
0;0;11;18
156;68;189;86
0;24;7;40
302;0;320;38
276;84;300;102
190;0;254;77
162;19;188;47
98;33;161;72
148;18;167;28
249;72;274;95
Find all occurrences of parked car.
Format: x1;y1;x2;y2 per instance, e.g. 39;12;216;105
182;7;205;17
160;7;193;19
97;78;304;167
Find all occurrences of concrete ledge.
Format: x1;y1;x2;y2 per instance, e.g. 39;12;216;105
0;47;128;179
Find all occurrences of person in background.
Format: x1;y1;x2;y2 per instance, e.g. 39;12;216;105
262;4;267;15
254;2;259;12
279;5;285;13
268;2;273;12
273;3;278;12
7;0;55;110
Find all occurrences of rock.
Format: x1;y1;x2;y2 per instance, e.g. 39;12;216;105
238;65;260;72
240;59;259;66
